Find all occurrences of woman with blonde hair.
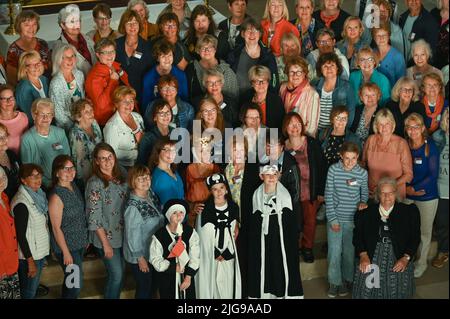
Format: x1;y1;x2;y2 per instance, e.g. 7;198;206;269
403;112;440;278
362;108;413;199
420;72;448;134
386;77;426;137
260;0;300;57
336;16;369;70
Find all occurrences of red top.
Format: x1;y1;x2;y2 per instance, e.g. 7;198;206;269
0;192;19;277
6;38;50;71
261;18;300;57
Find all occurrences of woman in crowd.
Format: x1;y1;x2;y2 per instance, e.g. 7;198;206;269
52;4;96;77
86;3;120;44
260;0;300;57
349;47;391;107
104;86;144;169
0;85;28;155
372;0;404;57
144;75;194;130
350;83;382;144
141;39;188;112
0;124;20;201
6;10;50;86
150;199;200;299
138;99;174;165
185;137;220;227
12;163;50;299
336;16;369;71
149;137;184;206
248;164;303;299
185;34;238;103
276;32;304;84
430;0;449;69
49;44;85;131
362;108;413;199
312;0;350;42
240;65;285;129
407;40;444;88
20;98;70;189
284;112;326;263
49;155;88;299
320;106;361;168
325;142;368;298
386;77;426;137
372;24;406;88
68;99;103;192
196;173;241;299
353;177;420;299
86;142;128;299
0;167;20;299
86;38;130;127
184;5;230;61
127;0;159;40
115;9;153;107
404;113;440;278
280;56;320;137
15;51;49;125
420;73;449;134
153;12;191;70
159;0;191;40
123;164;165;299
314;52;356;131
432;108;449;269
240;102;266;158
228;17;279;95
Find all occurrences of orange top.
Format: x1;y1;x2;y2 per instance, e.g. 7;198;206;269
261;18;300;57
140;21;159;41
0;192;18;277
85;61;130;126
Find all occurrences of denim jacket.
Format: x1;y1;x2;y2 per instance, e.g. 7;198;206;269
432;129;448;154
144;97;194;131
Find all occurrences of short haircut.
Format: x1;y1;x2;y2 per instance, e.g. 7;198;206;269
281;112;306;138
329;105;349;124
359;82;381;100
151;99;173;123
31;98;54;115
94;38;116;53
374;176;401;203
70;99;92;122
240;17;263;34
112;86;137;108
127;0;149;19
340;141;360;156
316;52;343;77
14;10;40;34
227;0;248;4
316;27;335;40
52;44;77;76
157;12;180;33
371;22;391;38
19;163;44;180
411;39;432;61
356;46;379;67
391;76;420;102
158;74;179;92
240;102;262;124
280;32;301;54
320;0;344;9
248;65;271;82
284;56;309;78
92;3;112;19
118;9;143;35
202;69;225;87
195;34;218;54
58;4;80;25
152;38;175;60
17;50;42;81
127;164;151;190
373;108;396;134
0;84;14;97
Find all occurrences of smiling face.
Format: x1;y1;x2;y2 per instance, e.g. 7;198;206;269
211;183;227;201
162;20;178;39
324;0;340;11
282;39;300;57
360;87;380;108
358;52;376;73
332;111;348;131
345;20;362;41
269;0;284;22
125;17;140;36
317;34;335;54
57;160;76;184
154;105;172;127
95;149;115;175
412;46;428;68
379;183;396;210
286;116;303;137
376;117;394;137
288;64;306;87
134;173;151;193
321;61;338;78
159;143;177;165
341;151;358;171
22;169;43;192
0;89;16;113
296;0;314;20
95;12;111;31
194;14;210;35
33;104;54;129
117;94;135;116
205;75;224;95
158;51;174;70
242;26;260;44
60;48;77;72
405;118;425;141
25;56;44;79
399;84;414;103
406;0;422;13
77;103;95;125
20;18;38;39
96;45;116;68
251;77;269;95
244;109;261;129
159;83;178;103
374;29;389;47
199;43;216;61
200;102;218;128
423;77;441;99
260;171;279;186
62;13;81;38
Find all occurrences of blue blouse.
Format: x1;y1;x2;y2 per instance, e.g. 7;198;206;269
151;166;185;206
377;47;406;87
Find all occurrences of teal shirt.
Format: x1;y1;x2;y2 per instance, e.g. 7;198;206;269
349;69;392;107
20;126;71;187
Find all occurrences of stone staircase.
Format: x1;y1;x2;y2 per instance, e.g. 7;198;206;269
38;222;440;299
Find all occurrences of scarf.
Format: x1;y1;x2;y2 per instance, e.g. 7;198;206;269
63;31;92;65
422;94;445;133
24;185;48;216
281;78;309;113
379;204;394;222
320;11;339;28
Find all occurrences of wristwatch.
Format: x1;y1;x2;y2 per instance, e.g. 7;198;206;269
403;254;411;261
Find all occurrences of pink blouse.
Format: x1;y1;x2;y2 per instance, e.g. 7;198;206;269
0;111;29;155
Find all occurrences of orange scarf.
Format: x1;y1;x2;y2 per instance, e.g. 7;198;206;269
422;94;445;133
320;11;339;28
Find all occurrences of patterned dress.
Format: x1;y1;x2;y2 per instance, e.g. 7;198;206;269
6;38;50;72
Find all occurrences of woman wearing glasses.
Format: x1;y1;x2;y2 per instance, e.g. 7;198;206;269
280;56;320;137
86;142;128;299
104;86;144;169
15;50;49;125
86;38;130;127
420;73;449;135
48;155;88;299
158;0;191;40
87;3;120;44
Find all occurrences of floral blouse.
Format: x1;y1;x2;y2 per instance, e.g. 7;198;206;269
69;122;103;184
7;38;50;71
85;175;128;249
224;163;244;210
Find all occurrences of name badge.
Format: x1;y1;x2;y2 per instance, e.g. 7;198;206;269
232;175;242;184
347;178;358;186
290;150;297;156
409;32;416;41
437;114;442;122
52;143;63;151
383;225;389;231
220;102;227;110
133;51;142;59
118;69;124;77
414;157;423;165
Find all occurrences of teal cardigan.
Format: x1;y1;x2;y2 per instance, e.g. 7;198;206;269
15;76;49;125
349;69;391;107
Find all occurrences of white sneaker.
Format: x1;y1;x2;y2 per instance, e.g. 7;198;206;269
414;265;427;278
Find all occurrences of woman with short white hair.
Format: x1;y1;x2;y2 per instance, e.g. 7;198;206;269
407;39;444;88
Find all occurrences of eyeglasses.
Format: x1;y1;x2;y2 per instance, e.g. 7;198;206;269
62;165;76;172
157;111;172;117
289;70;304;77
26;61;42;69
100;50;115;55
252;79;267;86
96;16;111;21
36;112;53;119
406;124;422;130
375;34;389;39
202;108;217;115
317;39;332;46
322;64;337;70
120;98;135;105
0;96;15;103
205;80;222;88
160;86;177;93
97;154;114;162
400;88;414;94
136;175;151;183
244;28;260;34
335;115;348;122
424;83;440;89
200;46;215;53
380;191;395;196
288;122;302;128
359;57;375;64
126;21;139;27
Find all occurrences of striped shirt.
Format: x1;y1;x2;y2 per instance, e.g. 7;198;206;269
325;161;369;224
318;89;333;129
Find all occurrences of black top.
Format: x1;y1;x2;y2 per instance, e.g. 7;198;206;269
1;150;20;200
323;134;345;167
184;30;231;62
13;203;32;259
430;8;449;69
385;100;427;138
353;202;421;260
312;9;351;43
148;36;192;68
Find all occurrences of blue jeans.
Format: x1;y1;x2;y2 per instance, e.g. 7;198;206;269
129;262;153;299
96;247;125;299
18;258;45;299
327;222;355;286
55;248;85;299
